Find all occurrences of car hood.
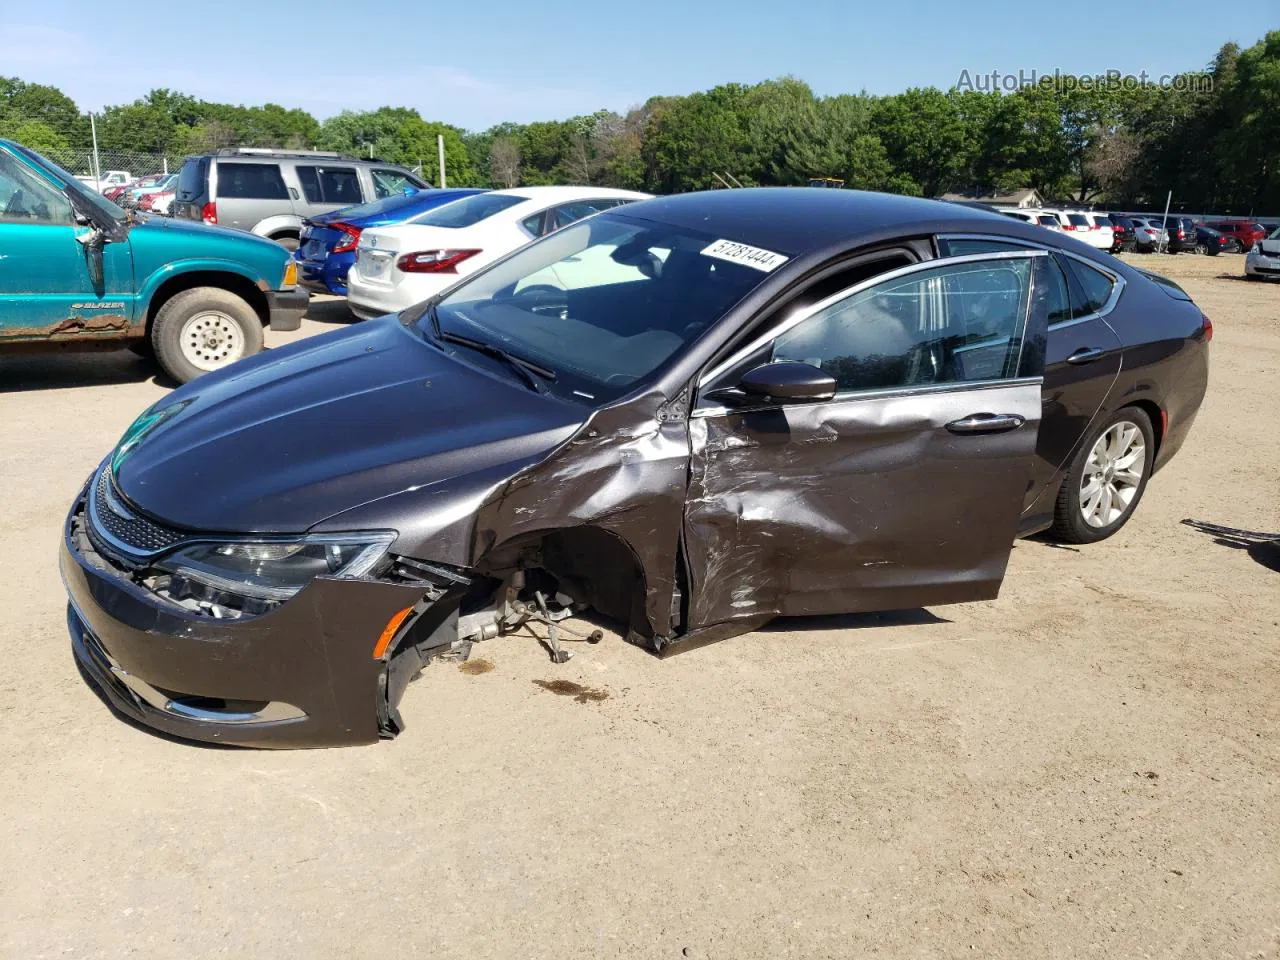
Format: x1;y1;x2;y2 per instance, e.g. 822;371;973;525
112;317;585;534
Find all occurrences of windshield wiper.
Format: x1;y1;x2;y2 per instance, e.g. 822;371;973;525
436;326;557;394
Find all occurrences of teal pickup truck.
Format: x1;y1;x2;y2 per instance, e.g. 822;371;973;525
0;139;308;383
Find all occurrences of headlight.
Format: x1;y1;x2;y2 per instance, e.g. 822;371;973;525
156;532;395;603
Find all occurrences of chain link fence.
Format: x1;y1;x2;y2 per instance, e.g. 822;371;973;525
42;147;179;190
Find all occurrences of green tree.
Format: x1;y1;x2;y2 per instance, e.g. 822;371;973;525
870;88;966;196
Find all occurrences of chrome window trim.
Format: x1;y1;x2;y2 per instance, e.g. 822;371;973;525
937;233;1127;329
691;375;1045;419
696;249;1047;391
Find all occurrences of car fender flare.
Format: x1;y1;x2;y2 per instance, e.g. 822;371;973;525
137;259;271;309
252;215;304;241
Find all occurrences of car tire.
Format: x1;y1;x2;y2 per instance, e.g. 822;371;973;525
1049;407;1156;545
151;287;264;384
1194;241;1208;255
274;235;300;252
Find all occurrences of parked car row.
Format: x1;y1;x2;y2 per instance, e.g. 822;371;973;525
995;205;1271;258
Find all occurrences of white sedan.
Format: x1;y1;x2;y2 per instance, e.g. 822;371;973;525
346;186;652;319
1245;226;1280;280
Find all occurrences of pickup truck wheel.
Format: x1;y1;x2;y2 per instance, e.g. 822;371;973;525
151;287;263;384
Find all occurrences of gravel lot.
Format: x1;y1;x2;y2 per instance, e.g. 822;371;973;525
2;255;1277;959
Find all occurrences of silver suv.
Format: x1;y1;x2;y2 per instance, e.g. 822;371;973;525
172;148;429;250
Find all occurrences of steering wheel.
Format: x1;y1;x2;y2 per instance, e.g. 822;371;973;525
510;284;569;317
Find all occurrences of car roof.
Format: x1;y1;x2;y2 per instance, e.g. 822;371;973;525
619;188;1060;256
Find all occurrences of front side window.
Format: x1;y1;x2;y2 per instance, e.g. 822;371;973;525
771;258;1032;393
216;162;288;200
424;214;771;403
0;150;74;225
296;165;362;204
371;167;423;199
409;192;524;228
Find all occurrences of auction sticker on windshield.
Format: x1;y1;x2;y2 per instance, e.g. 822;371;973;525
700;239;789;272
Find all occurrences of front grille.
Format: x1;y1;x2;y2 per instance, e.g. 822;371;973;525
89;467;186;557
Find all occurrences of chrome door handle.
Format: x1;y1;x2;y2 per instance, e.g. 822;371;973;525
946;413;1026;434
1066;346;1105;365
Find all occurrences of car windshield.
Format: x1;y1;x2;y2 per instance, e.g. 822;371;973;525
1269;226;1280;240
407;192;523;228
420;213;775;404
12;144;124;223
1093;216;1112;226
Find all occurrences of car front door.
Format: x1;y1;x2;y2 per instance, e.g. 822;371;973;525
0;148;135;341
682;252;1050;628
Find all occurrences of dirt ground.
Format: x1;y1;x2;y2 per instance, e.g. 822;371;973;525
1;254;1277;959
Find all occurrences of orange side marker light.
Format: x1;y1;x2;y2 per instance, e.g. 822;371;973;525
373;606;415;660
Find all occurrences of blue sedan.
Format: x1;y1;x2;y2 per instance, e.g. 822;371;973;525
295;187;486;295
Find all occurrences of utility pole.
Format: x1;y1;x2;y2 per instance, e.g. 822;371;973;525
437;134;447;189
89;113;102;190
1159;190;1172;254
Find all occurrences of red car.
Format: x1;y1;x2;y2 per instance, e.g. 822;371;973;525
1205;220;1266;253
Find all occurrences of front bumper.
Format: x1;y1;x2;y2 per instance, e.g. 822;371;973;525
60;484;435;748
265;286;310;331
1245;255;1280;278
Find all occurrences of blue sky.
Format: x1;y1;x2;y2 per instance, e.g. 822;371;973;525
2;0;1273;130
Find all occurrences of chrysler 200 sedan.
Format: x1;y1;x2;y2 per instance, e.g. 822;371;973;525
61;189;1210;748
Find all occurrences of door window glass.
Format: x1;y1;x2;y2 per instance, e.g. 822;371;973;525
216;163;289;200
371;168;422;198
772;258;1033;393
1066;259;1116;316
549;199;624;231
0;152;74;225
295;165;362;204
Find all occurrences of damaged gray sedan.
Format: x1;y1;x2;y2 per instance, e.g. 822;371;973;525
61;189;1210;747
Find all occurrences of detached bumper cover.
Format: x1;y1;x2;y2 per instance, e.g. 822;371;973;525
266;287;309;331
60;493;433;748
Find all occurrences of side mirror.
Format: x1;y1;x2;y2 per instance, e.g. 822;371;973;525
738;361;836;402
76;227;106;289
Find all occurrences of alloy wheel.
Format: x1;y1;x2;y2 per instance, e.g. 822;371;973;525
1080;420;1146;528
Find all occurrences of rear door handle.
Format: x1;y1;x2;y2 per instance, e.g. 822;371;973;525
946;413;1026;434
1066;346;1105;365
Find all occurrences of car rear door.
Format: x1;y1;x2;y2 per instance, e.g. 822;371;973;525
212;161;294;231
938;239;1124;519
294;164;365;217
682;251;1050;628
0;147;135;341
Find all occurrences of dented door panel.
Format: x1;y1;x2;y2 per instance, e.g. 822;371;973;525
0;223;135;341
684;382;1043;627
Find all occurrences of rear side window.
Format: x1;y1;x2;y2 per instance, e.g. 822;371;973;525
216;162;288;200
409;192;524;228
177;158;208;200
296;165;362;204
1066;259;1116;316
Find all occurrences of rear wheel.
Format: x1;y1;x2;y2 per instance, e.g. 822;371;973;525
151;287;264;384
273;234;300;252
1050;407;1155;544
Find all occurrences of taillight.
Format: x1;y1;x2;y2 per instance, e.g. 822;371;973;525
331;222;362;254
1201;313;1213;342
201;201;217;225
396;249;482;273
1063;224;1076;231
1177;229;1185;240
